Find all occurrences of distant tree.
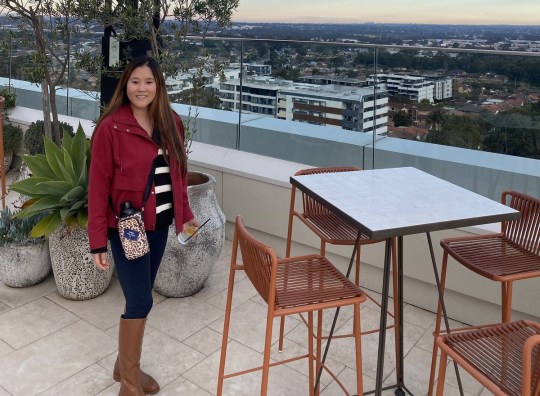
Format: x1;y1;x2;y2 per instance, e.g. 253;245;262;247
427;114;484;150
392;110;413;127
2;0;85;145
427;108;447;130
482;105;540;159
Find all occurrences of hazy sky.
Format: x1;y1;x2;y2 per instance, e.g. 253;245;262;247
233;0;540;25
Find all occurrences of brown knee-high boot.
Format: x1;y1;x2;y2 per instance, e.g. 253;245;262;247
117;317;159;396
113;357;159;394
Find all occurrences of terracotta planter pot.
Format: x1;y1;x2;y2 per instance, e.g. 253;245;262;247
0;240;51;287
155;172;226;297
49;224;114;300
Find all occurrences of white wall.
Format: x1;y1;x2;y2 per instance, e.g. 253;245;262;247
187;141;540;326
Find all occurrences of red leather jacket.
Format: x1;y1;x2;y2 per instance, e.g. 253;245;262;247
88;104;194;251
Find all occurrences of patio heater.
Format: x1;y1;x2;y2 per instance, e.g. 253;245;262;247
100;0;161;107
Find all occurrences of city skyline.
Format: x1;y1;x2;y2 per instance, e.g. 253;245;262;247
233;0;540;25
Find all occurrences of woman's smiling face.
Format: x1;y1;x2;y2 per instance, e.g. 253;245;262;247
126;65;157;111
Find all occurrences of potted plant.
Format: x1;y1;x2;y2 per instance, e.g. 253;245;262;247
0;207;51;287
154;110;226;297
2;123;22;172
9;124;114;300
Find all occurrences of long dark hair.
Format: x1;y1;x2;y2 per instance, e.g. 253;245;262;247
93;56;187;174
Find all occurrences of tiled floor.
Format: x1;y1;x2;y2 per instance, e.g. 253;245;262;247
0;171;486;395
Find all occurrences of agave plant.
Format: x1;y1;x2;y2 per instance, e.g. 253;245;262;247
10;123;90;237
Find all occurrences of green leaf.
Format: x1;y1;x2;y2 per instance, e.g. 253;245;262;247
69;199;86;212
62;147;76;185
16;196;59;219
77;161;88;188
31;212;62;238
77;211;88;228
10;177;56;197
70;126;88;177
65;213;79;228
60;185;85;202
33;180;73;197
21;155;56;179
44;138;65;180
59;207;70;221
62;132;74;153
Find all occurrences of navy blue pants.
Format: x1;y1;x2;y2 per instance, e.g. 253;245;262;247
109;227;168;319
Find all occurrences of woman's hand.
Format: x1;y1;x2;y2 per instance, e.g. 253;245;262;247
92;253;110;271
182;218;200;232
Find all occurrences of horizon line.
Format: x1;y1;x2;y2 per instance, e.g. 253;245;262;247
232;19;540;27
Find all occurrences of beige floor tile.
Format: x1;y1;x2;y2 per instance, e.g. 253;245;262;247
0;386;9;396
439;383;477;396
320;366;376;395
389;345;435;395
415;317;471;354
0;297;78;349
269;336;345;387
403;303;437;329
0;320;116;395
443;357;485;395
0;273;57;308
0;339;13;359
184;340;311;396
148;296;224;342
205;277;258;310
96;328;204;387
158;376;212;395
207;299;300;354
191;242;245;302
330;308;425;383
46;278;125;331
183;326;224;356
95;382;119;395
138;331;206;383
0;301;9;315
39;363;115;396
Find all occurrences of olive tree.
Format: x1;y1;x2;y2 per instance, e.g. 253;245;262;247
83;0;240;78
1;0;86;145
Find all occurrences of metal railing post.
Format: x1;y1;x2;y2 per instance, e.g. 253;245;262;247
0;96;6;209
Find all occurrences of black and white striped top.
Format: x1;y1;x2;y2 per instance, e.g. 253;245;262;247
153;133;174;229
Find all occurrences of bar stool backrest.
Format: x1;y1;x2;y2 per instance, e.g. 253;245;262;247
295;167;361;216
235;216;276;305
502;190;540;255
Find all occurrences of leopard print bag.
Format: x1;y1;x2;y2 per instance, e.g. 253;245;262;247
117;211;149;260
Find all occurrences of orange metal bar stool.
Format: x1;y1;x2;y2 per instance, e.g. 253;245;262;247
279;167;400;375
429;190;540;395
217;216;367;396
435;320;540;395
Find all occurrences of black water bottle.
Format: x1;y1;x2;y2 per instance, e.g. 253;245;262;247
120;201;136;218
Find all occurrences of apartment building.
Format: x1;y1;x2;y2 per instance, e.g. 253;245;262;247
219;76;389;134
297;75;365;87
433;77;453;100
219;76;292;116
367;74;435;103
277;85;388;134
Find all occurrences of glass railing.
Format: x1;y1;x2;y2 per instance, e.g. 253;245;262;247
1;36;539;200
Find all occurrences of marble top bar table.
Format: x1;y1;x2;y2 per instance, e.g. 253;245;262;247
290;167;520;395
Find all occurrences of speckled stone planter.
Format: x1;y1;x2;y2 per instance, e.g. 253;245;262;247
49;224;114;300
0;240;51;287
155;172;226;297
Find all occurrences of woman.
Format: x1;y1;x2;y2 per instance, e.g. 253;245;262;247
88;56;198;395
